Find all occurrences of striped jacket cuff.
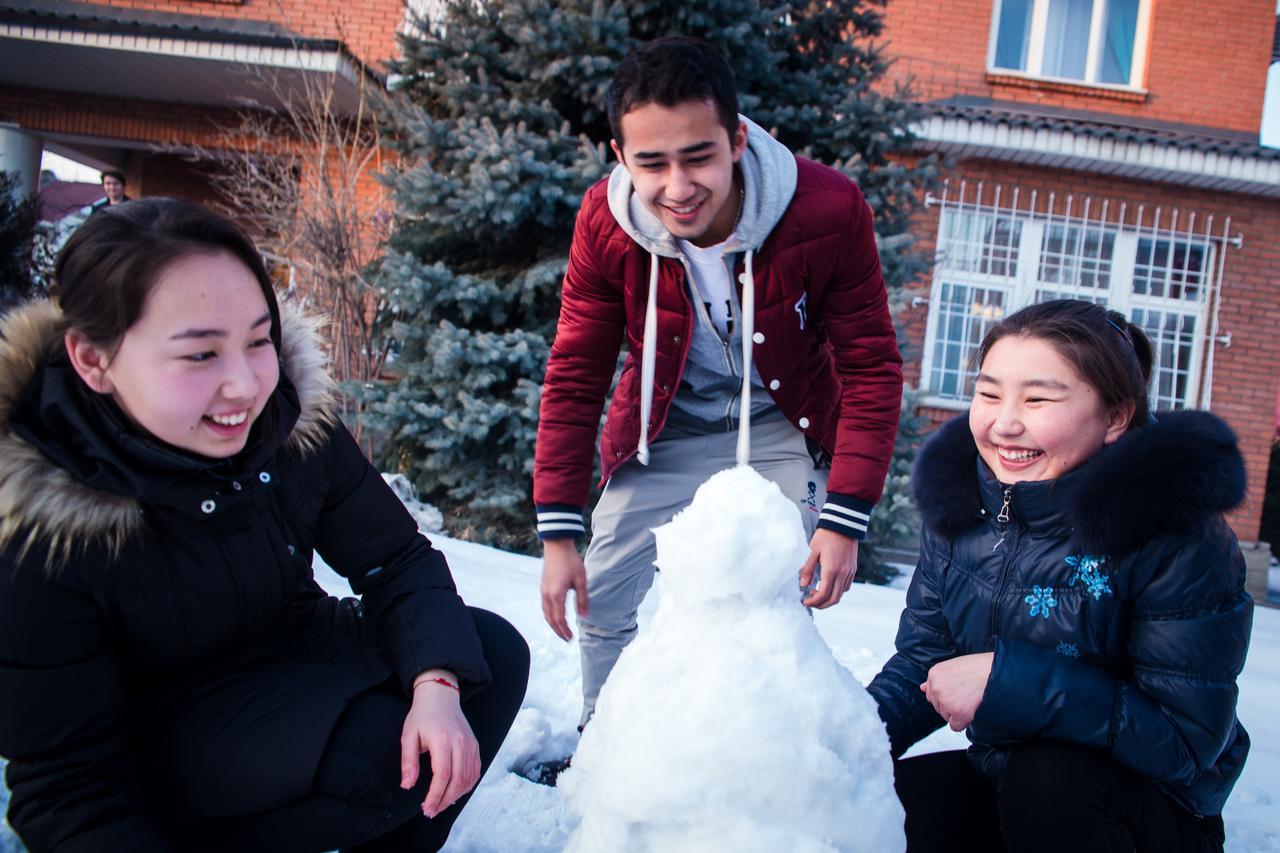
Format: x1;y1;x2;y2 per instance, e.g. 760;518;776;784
536;504;586;540
815;493;873;540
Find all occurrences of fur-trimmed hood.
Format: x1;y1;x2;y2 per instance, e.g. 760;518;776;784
0;299;336;561
912;410;1247;557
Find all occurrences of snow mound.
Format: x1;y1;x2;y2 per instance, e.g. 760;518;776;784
562;466;905;852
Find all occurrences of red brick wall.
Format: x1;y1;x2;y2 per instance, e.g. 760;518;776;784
902;157;1280;542
880;0;1274;134
1;85;242;151
89;0;406;70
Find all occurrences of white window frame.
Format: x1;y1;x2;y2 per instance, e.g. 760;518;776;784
986;0;1153;91
920;189;1230;413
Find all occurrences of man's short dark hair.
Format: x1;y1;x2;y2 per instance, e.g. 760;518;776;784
607;35;739;146
100;169;125;185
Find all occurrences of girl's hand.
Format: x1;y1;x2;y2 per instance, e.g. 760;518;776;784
920;653;994;731
400;671;480;818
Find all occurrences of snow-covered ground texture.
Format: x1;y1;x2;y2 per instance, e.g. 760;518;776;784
2;489;1279;851
561;468;903;853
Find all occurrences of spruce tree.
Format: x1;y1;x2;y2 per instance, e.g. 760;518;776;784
369;0;937;563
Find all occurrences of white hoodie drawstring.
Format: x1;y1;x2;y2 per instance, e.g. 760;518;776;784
636;251;660;466
735;248;755;467
637;248;756;468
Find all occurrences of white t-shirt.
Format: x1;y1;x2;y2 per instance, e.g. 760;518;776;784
678;235;735;338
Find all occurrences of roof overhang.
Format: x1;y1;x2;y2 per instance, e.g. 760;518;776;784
911;112;1280;199
0;8;381;117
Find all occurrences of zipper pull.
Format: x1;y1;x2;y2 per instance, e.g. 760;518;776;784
996;486;1012;524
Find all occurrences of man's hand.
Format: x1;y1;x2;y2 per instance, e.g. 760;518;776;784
400;672;480;818
541;538;588;640
800;528;858;609
920;652;994;731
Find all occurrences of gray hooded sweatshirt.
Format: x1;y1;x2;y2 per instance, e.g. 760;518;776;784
606;116;798;439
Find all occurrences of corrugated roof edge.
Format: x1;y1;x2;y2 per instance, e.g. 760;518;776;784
1;0;385;84
923;96;1280;161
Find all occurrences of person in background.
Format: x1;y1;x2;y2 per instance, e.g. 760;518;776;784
90;168;130;213
0;198;529;852
869;299;1251;852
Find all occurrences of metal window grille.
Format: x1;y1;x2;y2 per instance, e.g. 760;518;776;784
929;283;1008;398
922;180;1240;410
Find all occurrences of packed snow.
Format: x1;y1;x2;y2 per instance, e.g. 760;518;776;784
561;467;903;852
2;479;1278;851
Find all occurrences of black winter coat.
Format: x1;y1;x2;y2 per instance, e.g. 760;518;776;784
867;411;1252;817
0;302;490;852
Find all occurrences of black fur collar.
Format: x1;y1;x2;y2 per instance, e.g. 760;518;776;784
912;410;1246;557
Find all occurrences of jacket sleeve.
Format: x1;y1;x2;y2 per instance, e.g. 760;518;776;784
310;423;491;695
531;188;627;540
0;550;173;852
866;529;952;756
972;528;1252;787
816;194;903;538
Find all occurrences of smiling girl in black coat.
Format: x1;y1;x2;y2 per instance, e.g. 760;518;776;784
868;299;1251;853
0;199;529;852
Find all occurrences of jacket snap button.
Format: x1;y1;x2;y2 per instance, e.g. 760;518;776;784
259;472;272;484
200;499;216;514
673;335;681;344
738;273;749;284
752;332;765;344
769;379;780;390
798;417;810;429
615;450;622;458
662;384;670;392
231;481;242;491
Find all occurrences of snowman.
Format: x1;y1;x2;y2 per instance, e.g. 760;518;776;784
560;463;905;852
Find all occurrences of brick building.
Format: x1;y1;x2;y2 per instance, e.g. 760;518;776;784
0;0;404;202
882;0;1280;570
2;0;1277;567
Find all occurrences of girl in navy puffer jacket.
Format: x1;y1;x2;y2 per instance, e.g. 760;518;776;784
868;299;1251;853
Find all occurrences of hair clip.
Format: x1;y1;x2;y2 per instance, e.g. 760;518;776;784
1106;317;1135;350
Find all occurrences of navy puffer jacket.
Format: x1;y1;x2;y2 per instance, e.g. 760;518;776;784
868;410;1252;817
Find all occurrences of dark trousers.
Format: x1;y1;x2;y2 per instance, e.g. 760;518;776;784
894;744;1225;853
172;608;529;853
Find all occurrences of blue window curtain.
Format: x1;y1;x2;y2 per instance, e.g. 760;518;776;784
1042;0;1094;80
1099;0;1139;84
994;0;1034;71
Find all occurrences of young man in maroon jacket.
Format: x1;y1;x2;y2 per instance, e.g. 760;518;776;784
532;36;903;760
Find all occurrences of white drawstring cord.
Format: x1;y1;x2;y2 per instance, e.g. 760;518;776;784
636;251;659;466
736;248;755;467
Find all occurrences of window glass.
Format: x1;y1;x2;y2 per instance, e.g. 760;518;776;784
1041;0;1094;80
1099;0;1140;84
991;0;1141;85
1131;307;1197;410
938;212;1022;278
1039;224;1114;290
994;0;1034;71
1133;237;1209;302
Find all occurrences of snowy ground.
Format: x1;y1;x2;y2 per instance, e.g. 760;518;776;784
2;535;1278;850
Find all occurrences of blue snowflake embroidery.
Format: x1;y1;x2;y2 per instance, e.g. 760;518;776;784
1025;585;1058;618
1056;642;1081;659
1066;554;1113;601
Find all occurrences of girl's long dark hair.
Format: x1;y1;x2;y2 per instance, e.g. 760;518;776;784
975;299;1154;429
52;198;280;352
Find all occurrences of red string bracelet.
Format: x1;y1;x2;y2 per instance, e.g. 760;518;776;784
414;676;459;693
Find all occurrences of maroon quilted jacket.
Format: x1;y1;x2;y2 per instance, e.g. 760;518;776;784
534;157;902;539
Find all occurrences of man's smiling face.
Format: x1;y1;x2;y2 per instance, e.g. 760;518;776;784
611;99;747;248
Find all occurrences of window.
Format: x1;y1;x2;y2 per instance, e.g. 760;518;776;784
923;197;1221;409
990;0;1147;87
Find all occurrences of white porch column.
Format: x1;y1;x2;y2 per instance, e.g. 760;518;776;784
0;123;45;198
